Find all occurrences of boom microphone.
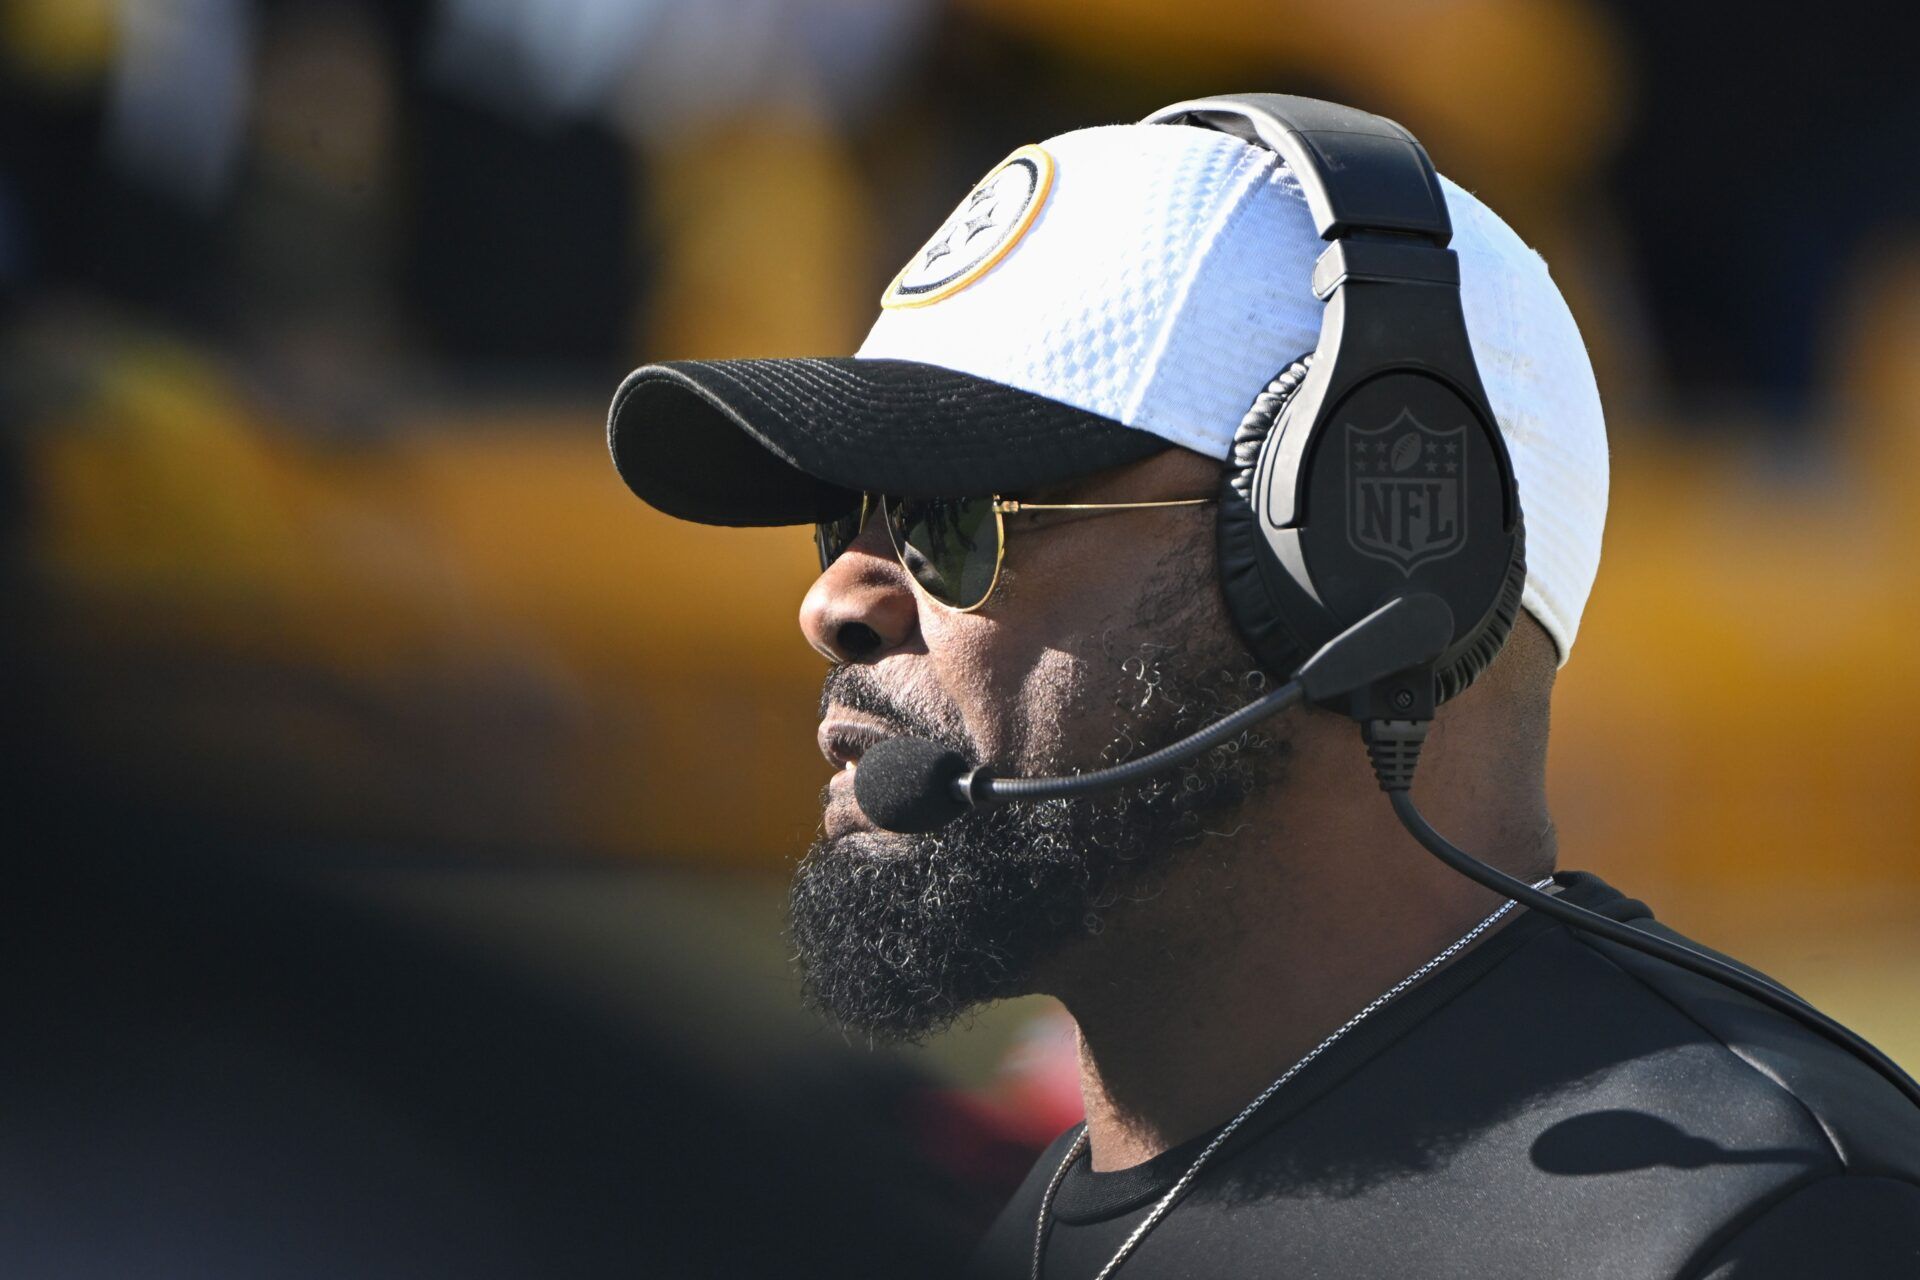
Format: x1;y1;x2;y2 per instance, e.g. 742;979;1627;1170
853;594;1455;834
852;738;973;834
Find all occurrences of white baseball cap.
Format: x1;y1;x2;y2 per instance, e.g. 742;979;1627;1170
608;116;1609;661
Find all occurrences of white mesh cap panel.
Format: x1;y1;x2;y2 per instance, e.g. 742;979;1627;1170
859;125;1271;427
1437;175;1610;661
1127;157;1324;452
858;122;1608;664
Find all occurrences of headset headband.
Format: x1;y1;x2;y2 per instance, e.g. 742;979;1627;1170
1143;94;1451;242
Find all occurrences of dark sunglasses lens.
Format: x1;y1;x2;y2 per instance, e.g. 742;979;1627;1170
814;497;869;571
884;496;1000;609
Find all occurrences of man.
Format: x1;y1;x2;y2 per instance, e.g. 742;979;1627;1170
607;106;1920;1276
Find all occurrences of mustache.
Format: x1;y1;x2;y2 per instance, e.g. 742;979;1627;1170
819;665;971;756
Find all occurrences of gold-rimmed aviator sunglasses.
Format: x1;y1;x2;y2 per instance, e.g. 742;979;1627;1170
814;493;1215;613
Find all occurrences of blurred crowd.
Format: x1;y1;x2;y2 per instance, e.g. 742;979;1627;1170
2;0;1910;404
1;0;1916;1274
4;0;1915;864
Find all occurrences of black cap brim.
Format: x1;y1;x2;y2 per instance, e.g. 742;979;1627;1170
606;357;1171;526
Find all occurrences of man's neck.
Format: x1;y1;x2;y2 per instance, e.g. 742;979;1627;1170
1047;799;1552;1173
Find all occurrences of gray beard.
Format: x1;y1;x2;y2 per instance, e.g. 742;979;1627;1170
787;646;1284;1044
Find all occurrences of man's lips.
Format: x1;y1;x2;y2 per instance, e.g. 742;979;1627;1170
818;714;899;836
818;713;897;772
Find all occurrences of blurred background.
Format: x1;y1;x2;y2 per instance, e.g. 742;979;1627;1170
1;0;1915;1274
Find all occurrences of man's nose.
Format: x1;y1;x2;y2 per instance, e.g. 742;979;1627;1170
798;519;919;663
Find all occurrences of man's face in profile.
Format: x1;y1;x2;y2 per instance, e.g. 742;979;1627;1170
787;451;1287;1042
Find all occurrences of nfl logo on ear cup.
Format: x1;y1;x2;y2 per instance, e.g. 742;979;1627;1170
1286;368;1513;638
1344;409;1467;577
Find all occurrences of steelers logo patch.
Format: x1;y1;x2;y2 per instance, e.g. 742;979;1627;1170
882;144;1055;309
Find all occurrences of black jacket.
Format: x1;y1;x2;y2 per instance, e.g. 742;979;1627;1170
968;872;1920;1278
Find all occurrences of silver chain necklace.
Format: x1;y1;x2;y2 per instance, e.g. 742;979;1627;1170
1029;879;1553;1280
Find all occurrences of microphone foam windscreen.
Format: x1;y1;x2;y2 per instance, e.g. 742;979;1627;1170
854;737;972;833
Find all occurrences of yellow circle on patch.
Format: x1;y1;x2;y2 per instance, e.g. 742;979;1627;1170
881;144;1055;309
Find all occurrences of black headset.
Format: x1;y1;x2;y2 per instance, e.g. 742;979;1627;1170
1132;92;1920;1110
1142;93;1526;722
855;91;1920;1112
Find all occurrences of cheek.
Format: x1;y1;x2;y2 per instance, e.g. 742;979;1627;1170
914;537;1219;767
910;609;1022;756
972;607;1151;770
1009;647;1101;767
914;605;1091;765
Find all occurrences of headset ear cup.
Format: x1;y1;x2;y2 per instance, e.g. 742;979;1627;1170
1218;353;1528;705
1217;356;1316;676
1432;504;1526;703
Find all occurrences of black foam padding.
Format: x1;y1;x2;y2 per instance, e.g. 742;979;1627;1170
1433;505;1526;703
853;737;972;834
1216;355;1318;675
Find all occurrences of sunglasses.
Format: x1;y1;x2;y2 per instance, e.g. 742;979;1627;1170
815;492;1215;612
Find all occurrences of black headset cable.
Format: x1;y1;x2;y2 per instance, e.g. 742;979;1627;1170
1369;719;1920;1112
